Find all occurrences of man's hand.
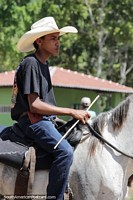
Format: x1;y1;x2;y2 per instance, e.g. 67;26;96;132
71;109;90;124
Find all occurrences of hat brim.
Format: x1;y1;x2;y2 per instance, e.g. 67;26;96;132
17;26;78;52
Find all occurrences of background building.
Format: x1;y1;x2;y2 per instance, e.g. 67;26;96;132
0;67;133;126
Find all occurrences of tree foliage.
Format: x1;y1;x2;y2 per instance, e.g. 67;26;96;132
0;0;133;87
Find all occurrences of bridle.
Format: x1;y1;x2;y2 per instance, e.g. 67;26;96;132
85;123;133;159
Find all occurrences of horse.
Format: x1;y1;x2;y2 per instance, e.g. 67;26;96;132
69;94;133;200
0;95;133;200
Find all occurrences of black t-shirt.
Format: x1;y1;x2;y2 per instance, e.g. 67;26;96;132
11;54;56;121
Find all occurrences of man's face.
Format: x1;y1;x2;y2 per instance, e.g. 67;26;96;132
37;32;60;57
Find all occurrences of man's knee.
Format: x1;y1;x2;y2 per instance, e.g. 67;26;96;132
66;145;73;159
61;143;73;161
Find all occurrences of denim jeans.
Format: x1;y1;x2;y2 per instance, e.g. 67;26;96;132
18;116;73;200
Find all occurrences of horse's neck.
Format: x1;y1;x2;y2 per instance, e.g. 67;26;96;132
104;107;132;148
101;109;133;173
71;136;129;199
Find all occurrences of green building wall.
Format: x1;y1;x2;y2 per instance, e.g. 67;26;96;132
0;87;14;126
0;86;124;126
54;87;100;121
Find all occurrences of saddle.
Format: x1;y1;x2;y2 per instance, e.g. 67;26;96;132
0;125;32;169
57;118;83;148
0;118;84;169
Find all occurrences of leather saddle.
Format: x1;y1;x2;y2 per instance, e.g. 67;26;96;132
0;124;53;170
0;118;84;170
0;125;27;169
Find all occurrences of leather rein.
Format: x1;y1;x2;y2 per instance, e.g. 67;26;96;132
85;123;133;159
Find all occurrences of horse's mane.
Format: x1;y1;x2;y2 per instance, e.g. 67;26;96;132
87;95;132;157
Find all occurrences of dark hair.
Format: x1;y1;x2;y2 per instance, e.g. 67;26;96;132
33;35;45;50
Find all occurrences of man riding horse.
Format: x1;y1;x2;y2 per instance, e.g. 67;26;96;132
11;16;90;200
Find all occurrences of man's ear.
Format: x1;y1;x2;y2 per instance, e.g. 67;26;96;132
35;38;42;46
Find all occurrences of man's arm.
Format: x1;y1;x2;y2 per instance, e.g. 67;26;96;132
27;93;90;124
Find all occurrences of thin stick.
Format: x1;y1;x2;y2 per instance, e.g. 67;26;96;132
54;95;100;149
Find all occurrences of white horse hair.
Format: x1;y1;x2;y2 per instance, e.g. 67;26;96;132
0;95;133;200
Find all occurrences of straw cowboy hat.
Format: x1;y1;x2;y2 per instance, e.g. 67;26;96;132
17;16;78;52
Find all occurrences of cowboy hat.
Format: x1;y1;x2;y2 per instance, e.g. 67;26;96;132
17;16;78;52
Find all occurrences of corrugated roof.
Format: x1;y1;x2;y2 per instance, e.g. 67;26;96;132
0;67;133;93
50;67;133;93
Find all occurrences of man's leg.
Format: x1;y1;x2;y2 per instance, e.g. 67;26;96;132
28;120;73;200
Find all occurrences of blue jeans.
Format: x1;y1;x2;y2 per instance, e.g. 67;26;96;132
18;117;73;200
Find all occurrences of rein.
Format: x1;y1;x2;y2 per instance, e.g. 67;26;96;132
87;123;133;159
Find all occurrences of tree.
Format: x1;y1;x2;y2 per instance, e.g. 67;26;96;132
0;0;46;71
0;0;133;87
83;0;133;86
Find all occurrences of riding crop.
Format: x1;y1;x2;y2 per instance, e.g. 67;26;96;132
54;95;100;149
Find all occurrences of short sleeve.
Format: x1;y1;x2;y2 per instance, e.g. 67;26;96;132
21;58;40;95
